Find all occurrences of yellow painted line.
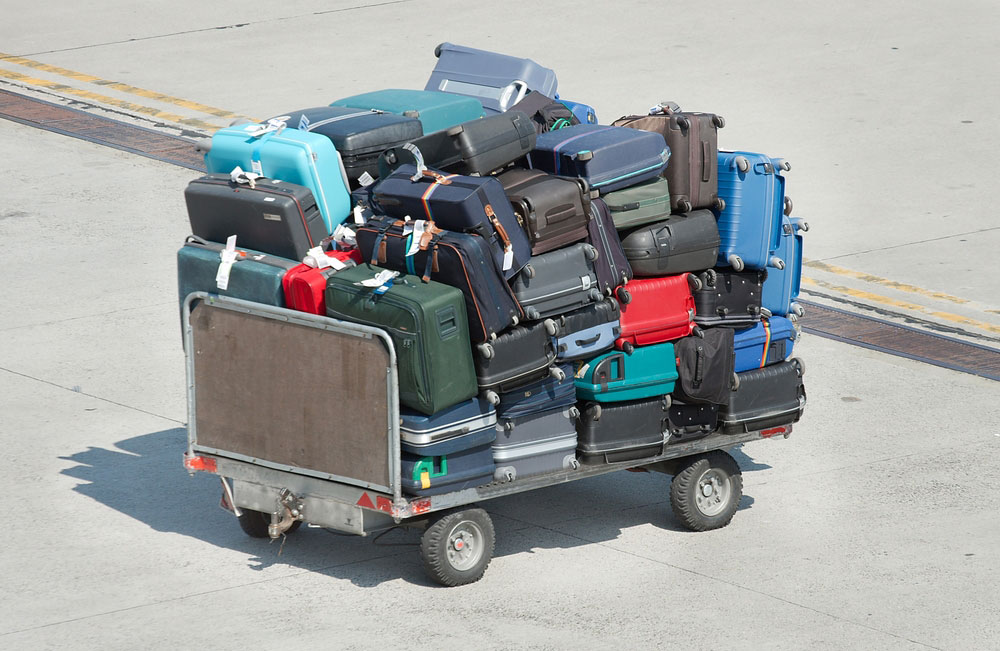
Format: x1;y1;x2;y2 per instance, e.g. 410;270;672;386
803;277;1000;335
805;259;969;306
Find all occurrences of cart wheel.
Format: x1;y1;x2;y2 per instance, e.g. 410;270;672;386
734;156;750;173
420;508;495;587
237;509;301;539
669;451;743;532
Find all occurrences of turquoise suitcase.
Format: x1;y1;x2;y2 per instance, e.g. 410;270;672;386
575;341;678;402
330;89;484;135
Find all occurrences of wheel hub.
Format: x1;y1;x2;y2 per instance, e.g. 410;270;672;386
446;521;484;571
695;469;731;517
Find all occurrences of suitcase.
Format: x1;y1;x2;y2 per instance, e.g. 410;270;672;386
720;358;806;435
508;91;579;134
509;242;604;320
274;106;423;185
496;168;591;255
324;264;478;415
692;268;766;327
552;299;620;361
401;443;495;496
587;198;634;302
619;210;720;277
425;42;559;115
475;320;561;402
574;341;678;402
177;236;295;312
496;363;576;423
355;216;523;342
281;250;362;315
492;406;579;482
556;98;598;125
762;216;807;319
528;124;671;194
732;316;798;373
576;397;668;465
399;397;497;456
615;274;696;353
673;327;736;405
371;165;531;279
203;122;351;235
666;402;719;443
602;177;672;231
716;150;792;271
329;88;484;136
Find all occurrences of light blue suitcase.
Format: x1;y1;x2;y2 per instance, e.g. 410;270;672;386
330;88;484;135
732;316;798;372
762;215;807;319
203;122;351;235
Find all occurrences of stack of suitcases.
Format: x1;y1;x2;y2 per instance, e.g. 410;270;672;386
178;43;807;496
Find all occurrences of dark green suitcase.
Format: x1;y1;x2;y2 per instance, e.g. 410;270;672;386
602;177;672;231
325;264;478;415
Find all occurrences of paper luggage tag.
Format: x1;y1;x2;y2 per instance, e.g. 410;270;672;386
230;166;262;188
357;171;375;187
403;143;427;181
333;223;357;246
352;204;366;225
503;247;513;272
216;235;239;290
298;114;310;130
406;221;427;257
356;269;399;291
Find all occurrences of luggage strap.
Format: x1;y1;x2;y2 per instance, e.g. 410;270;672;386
484;204;514;271
760;319;772;368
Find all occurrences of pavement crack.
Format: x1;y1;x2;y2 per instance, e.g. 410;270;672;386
811;226;1000;263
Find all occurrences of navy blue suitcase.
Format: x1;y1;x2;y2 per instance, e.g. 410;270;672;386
400;397;497;456
401;443;495;496
552;299;620;361
588;198;634;303
732;316;798;372
716;150;792;271
496;363;576;424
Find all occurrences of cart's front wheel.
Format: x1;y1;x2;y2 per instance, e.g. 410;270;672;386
420;508;495;586
237;509;301;538
669;451;742;531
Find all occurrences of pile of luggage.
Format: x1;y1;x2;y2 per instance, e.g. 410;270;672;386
178;43;807;496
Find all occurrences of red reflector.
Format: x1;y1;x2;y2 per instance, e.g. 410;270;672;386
411;499;431;515
356;493;376;510
183;454;217;472
760;427;787;438
376;496;392;513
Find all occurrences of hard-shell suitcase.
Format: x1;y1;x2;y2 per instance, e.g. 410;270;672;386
425;42;559;115
474;320;561;402
762;216;807;319
732;316;798;373
602;177;672;231
574;341;678;402
496;168;591;255
552;299;620;361
399;397;497;456
716;150;792;271
692;268;766;327
177;236;295;311
557;98;598;125
509;242;604;320
401;443;495;496
371;165;530;279
281;250;361;315
496;363;576;422
615;274;696;353
492;406;579;482
184;174;328;262
576;397;668;465
528;125;671;194
330;88;484;136
673;327;736;405
619;210;720;277
203;122;351;234
324;264;478;415
355;216;522;342
587;198;634;302
720;358;806;435
508;91;579;134
667;402;719;443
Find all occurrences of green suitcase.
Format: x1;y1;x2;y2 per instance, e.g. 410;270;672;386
574;341;678;402
325;264;478;415
602;177;672;231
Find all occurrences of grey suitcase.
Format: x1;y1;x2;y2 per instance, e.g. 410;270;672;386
619;210;720;277
492;406;580;482
510;242;604;320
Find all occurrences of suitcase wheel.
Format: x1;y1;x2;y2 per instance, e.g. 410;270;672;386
663;394;672;408
715;197;726;212
796;219;810;233
731;372;741;391
760;307;773;319
433;42;444;57
477;343;495;359
484;390;500;406
543;318;559;336
792;357;805;376
550;366;566;381
727;254;745;272
525;306;541;320
584;244;599;261
576;150;594;162
622;341;635;355
792;303;805;317
775;158;791;172
678;199;693;213
703;268;717;287
734;156;750;173
615;287;631;305
384;150;397;165
692;325;705;339
784;196;794;217
769;256;786;271
568;406;580;419
688;274;703;292
522;263;536;279
712;115;726;129
588;288;603;302
675;115;690;130
446;124;465;137
591;403;602;421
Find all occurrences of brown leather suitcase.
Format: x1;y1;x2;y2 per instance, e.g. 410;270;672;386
497;168;591;255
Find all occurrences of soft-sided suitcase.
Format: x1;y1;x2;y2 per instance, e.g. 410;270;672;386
371;165;530;279
574;341;678;402
619;210;720;277
528;125;671;194
673;327;736;405
475;320;561;402
496;363;576;423
401;443;495;496
510;242;604;320
492;406;579;482
324;264;477;415
557;98;598;125
732;317;798;373
508;91;579;134
496;168;591;255
355;216;522;342
378;111;536;178
602;177;672;231
720;358;806;435
399;397;497;456
615;274;696;353
667;402;719;443
281;250;362;315
552;299;620;361
177;236;295;312
184;174;329;262
203;122;351;235
587;198;634;302
692;268;766;328
576;397;668;465
716;150;792;271
425;42;559;115
762;216;807;319
330;88;484;136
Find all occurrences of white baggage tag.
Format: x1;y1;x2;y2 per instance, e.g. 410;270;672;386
357;171;375;187
333;223;357;245
357;269;399;288
216;235;238;290
250;160;263;176
403;143;427;181
229;166;263;188
502;246;514;272
352;204;366;225
298;114;310;131
406;220;426;257
304;246;331;269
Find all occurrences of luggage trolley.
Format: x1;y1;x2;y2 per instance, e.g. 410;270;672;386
182;293;798;587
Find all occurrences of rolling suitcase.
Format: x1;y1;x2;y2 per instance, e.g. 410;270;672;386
720;358;806;435
716;150;792;271
509;242;604;320
475;320;561;403
691;268;766;327
496;168;591;255
557;98;598;125
667;402;719;443
615;274;696;353
574;341;678;402
401;444;495;496
496;363;576;423
528;125;671;194
552;299;620;361
399;397;497;456
602;177;672;231
508;91;579;134
576;397;668;465
330;88;484;135
281;250;361;315
673;327;736;405
587;198;634;303
324;264;478;415
177;236;295;312
492;406;579;482
762;216;807;319
619;210;720;277
425;42;559;114
732;317;798;373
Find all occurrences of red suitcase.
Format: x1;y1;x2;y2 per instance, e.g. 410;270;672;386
615;274;697;353
282;249;362;314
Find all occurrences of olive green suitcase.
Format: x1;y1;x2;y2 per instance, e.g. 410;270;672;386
602;177;672;231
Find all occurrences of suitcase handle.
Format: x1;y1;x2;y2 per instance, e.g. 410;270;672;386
499;80;529;112
574;333;602;347
484;204;513;252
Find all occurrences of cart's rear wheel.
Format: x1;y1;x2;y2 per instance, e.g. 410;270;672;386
237;509;302;538
669;451;742;531
420;507;495;586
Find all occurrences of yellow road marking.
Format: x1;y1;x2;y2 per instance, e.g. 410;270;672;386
805;259;969;305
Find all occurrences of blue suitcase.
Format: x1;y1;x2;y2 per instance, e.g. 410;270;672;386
716;150;793;271
330;89;484;135
425;42;558;115
732;317;798;372
400;398;497;456
203;122;351;235
556;98;598;125
762;215;807;319
401;443;495;496
496;363;576;424
177;236;294;312
552;299;620;361
528;125;670;194
574;341;678;403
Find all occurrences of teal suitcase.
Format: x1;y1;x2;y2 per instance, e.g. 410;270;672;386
330;89;484;135
574;341;678;402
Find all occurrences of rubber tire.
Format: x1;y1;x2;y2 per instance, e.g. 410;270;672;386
237;509;301;539
669;452;743;532
420;508;495;587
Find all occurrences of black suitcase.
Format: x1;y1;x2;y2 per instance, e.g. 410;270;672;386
576;397;669;465
184;174;328;262
507;91;579;134
510;242;604;320
475;320;561;403
496;168;591;255
720;358;806;435
692;268;767;327
667;402;719;443
377;111;536;178
588;198;634;303
619;210;720;277
673;327;736;405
